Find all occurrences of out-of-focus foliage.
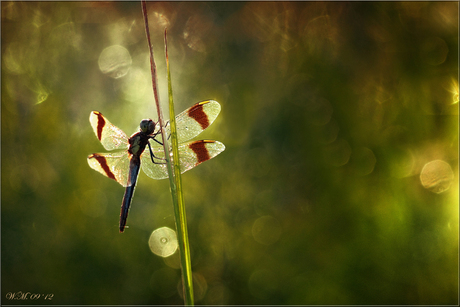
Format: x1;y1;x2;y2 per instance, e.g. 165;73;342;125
1;1;458;305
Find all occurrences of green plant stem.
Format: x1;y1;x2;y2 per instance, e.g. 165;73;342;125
165;29;194;306
141;1;194;305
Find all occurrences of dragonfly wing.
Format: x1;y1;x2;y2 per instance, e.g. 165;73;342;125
87;151;131;187
163;100;221;143
140;146;168;180
140;140;225;180
178;140;225;173
90;111;129;151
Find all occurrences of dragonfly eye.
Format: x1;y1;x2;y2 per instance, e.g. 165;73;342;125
140;119;155;134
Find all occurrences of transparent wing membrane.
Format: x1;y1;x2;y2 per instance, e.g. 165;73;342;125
87;151;131;187
140;140;225;180
89;111;129;151
163;100;221;143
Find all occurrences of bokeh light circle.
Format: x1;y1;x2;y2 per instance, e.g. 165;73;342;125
420;160;454;194
148;227;178;257
98;45;132;79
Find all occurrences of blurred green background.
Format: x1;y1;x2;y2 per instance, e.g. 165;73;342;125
2;1;458;305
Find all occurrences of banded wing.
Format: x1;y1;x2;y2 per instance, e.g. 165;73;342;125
90;111;129;151
88;111;132;187
140;140;226;180
162;100;221;143
87;151;132;187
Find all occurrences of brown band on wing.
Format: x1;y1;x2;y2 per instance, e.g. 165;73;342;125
89;153;116;181
189;140;212;164
95;111;105;141
187;103;210;130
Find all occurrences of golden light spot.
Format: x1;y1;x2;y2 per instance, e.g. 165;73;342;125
31;81;50;105
98;45;132;79
420;160;454;194
447;78;459;105
148;227;178;257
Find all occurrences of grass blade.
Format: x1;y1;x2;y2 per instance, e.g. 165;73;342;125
142;1;194;304
165;29;194;306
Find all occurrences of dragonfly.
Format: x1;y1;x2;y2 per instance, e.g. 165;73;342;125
87;100;225;232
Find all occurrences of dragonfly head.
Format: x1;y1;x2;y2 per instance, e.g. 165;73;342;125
140;119;155;134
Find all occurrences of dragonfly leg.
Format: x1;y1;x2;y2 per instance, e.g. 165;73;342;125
147;141;167;164
150;137;163;146
150;121;171;145
150;120;171;146
154;121;172;141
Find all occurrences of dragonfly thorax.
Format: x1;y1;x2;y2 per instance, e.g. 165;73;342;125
140;119;155;134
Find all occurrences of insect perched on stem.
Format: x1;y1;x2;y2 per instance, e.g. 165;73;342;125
87;100;225;232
